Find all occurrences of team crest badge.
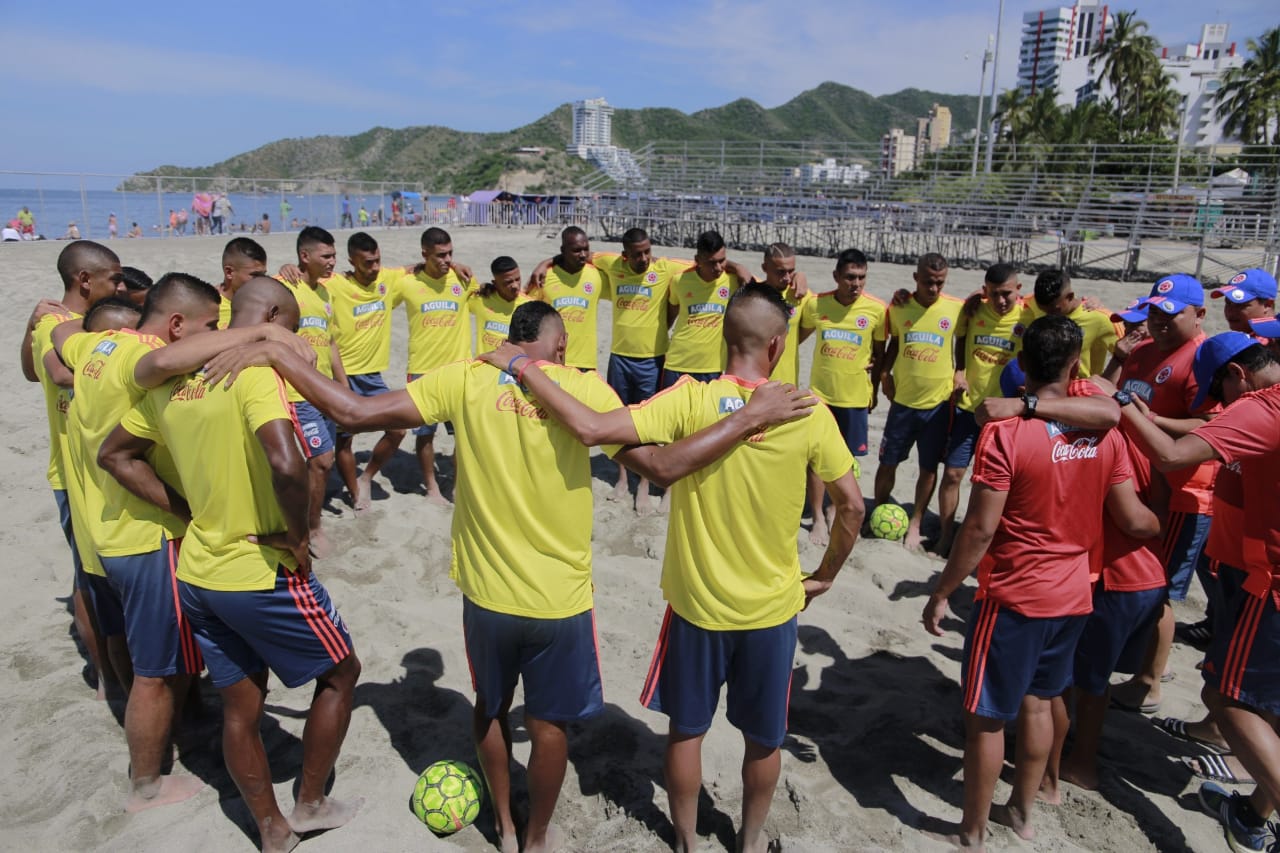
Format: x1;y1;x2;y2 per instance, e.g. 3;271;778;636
377;283;387;296
1156;279;1174;294
1230;273;1247;284
451;284;463;297
324;304;332;315
717;286;730;299
1013;323;1025;337
309;436;322;448
855;316;869;329
938;317;951;331
645;271;659;284
1155;365;1173;384
583;282;594;294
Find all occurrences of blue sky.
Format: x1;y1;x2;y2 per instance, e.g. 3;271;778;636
1;0;1273;177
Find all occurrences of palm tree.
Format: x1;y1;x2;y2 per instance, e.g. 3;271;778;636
1136;68;1182;137
1216;26;1280;145
1089;10;1161;136
993;88;1031;162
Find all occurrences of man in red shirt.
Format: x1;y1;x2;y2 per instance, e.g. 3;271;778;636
1104;274;1218;715
923;315;1157;849
1211;268;1276;335
1117;331;1280;851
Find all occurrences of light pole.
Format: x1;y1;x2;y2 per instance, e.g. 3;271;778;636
1172;95;1189;190
972;35;994;177
983;0;1006;174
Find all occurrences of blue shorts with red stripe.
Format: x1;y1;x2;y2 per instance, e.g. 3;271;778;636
661;369;720;390
1211;563;1248;639
462;597;603;722
84;572;127;637
178;566;353;689
100;539;203;677
828;405;870;457
641;607;797;749
943;406;981;469
1203;591;1280;716
1161;510;1211;602
1073;583;1164;696
291;400;335;458
607;354;665;405
878;400;951;469
962;599;1087;721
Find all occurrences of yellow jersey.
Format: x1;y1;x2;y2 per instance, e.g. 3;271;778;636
769;287;816;385
32;312;79;490
801;291;888;408
532;263;607;370
406;360;622;618
596;254;686;359
666;269;740;374
326;269;406;375
61;330;186;565
281;278;336;403
957;302;1033;412
469;290;530;354
122;367;298;591
630;375;854;629
217;297;232;330
397;268;475;374
886;294;965;409
1024;301;1119;378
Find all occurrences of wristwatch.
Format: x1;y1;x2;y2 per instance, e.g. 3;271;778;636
1020;393;1039;420
1113;389;1135;407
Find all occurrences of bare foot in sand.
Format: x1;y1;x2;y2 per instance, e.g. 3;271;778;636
608;478;629;502
903;523;925;553
1059;755;1099;791
124;774;206;813
288;796;363;834
657;491;670;514
353;475;373;512
990;803;1034;841
524;823;564;853
924;827;986;851
636;490;655;517
809;519;830;546
424;488;451;508
309;528;332;560
1036;778;1062;805
260;815;300;853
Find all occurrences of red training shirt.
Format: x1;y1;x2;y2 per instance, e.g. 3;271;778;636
1099;432;1166;592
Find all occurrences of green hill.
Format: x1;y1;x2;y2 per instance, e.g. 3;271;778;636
126;83;979;194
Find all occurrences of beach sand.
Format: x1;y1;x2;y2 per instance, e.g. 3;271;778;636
0;227;1236;851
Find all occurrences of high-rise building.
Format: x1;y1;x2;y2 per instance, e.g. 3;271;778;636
881;129;917;178
1017;3;1111;96
570;98;614;152
915;104;953;161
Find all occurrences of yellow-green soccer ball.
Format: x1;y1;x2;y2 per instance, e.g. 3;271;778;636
869;503;909;541
411;760;484;835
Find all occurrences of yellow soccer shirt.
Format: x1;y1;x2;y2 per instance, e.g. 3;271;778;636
1024;301;1119;378
326;269;405;375
769;288;816;385
957;302;1034;412
61;330;186;565
596;254;684;359
122;367;297;591
32;312;80;490
281;278;336;403
630;376;854;630
886;294;965;410
217;296;232;330
665;269;740;374
469;290;530;354
406;360;623;619
397;268;475;374
801;291;888;408
533;263;606;370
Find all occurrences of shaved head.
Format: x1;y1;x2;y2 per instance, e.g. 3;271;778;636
83;297;141;333
230;276;300;331
139;273;221;327
724;282;788;351
56;240;120;289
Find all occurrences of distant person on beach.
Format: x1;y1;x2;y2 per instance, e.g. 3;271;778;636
357;204;368;227
259;212;271;235
107;213;118;239
167;210;177;236
279;198;292;229
62;222;81;240
1;222;20;241
175;208;188;236
211;193;232;235
340;195;353;228
127;222;142;238
17;206;35;236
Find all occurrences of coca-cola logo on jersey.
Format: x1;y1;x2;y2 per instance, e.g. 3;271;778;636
1051;436;1101;464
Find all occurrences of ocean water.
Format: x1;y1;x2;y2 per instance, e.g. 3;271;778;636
1;188;457;240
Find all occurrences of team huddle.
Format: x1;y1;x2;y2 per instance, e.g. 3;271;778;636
22;224;1280;852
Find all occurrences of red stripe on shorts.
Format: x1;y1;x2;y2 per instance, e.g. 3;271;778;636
167;539;202;674
1161;512;1187;567
640;606;674;707
1221;595;1263;700
963;600;999;713
286;574;345;663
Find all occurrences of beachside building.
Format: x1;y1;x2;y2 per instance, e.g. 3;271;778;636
797;158;869;186
1017;2;1111;96
881;129;917;178
915;104;953;161
570;98;614;153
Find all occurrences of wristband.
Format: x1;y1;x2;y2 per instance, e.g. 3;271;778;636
516;358;539;386
506;354;528;376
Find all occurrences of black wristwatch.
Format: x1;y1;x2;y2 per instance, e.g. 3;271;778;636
1021;393;1039;420
1113;389;1135;407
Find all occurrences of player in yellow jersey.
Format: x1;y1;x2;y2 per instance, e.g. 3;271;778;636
664;230;747;388
527;226;607;371
936;263;1032;557
876;253;965;552
802;249;886;545
397;227;475;505
759;243;815;385
283;227;346;556
100;278;361;852
325;231;408;511
470;256;529;355
216;237;268;329
1024;269;1118;377
485;284;862;853
203;297;813;853
21;241;125;698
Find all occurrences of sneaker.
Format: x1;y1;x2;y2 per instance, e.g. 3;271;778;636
1199;782;1272;852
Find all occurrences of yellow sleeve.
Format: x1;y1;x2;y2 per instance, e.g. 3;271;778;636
630;378;696;445
33;314;68;361
59;331;95;370
405;361;467;425
561;368;624;456
238;368;292;433
872;306;888;343
809;404;856;483
799;296;818;331
121;390;162;443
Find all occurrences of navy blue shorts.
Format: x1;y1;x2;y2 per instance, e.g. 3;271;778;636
341;372;394;439
943;406;981;469
1073;584;1164;696
828;405;870;457
607;354;665;405
85;571;127;637
462;597;603;722
1161;511;1212;602
178;566;353;690
641;607;797;749
1211;563;1248;638
962;599;1087;721
878;400;951;469
405;373;448;438
291;400;335;458
1204;592;1280;715
661;369;720;390
100;539;203;677
53;489;86;586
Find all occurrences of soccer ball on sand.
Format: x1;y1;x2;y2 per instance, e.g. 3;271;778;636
411;760;485;834
869;503;909;541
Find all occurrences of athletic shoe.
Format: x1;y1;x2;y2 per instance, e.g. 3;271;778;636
1199;781;1274;852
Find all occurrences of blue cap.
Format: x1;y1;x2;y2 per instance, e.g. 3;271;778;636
1192;331;1258;410
1250;317;1280;339
1212;269;1278;304
1111;298;1150;324
1145;274;1205;314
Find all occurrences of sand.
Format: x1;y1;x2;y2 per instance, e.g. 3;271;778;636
0;226;1240;852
